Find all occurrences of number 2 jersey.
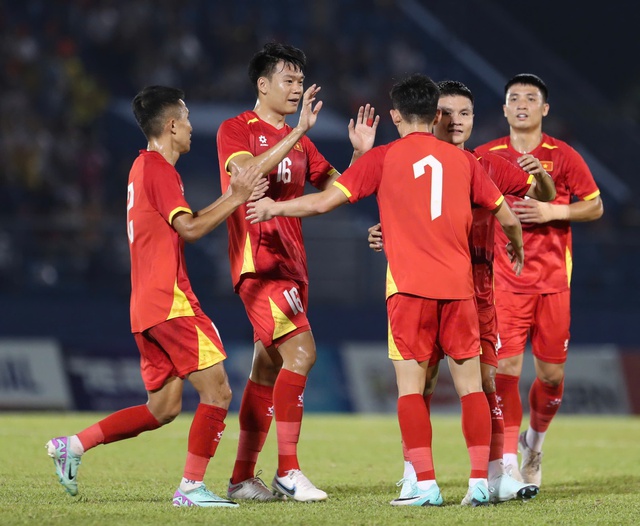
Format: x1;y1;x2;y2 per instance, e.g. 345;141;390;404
217;110;336;290
475;133;600;294
334;131;505;300
127;150;202;333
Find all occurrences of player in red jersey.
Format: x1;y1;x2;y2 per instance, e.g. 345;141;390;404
475;74;603;486
369;79;555;503
246;73;524;507
45;86;265;507
217;43;378;503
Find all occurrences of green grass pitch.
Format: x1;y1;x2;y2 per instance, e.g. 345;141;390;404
2;413;639;525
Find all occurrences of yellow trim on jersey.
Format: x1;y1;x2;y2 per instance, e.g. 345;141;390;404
196;325;225;369
240;233;255;274
541;142;559;150
566;246;573;286
327;168;338;176
386;265;398;299
333;181;352;199
526;174;535;184
388;320;402;360
495;195;505;207
224;151;254;173
167;281;195;320
583;190;601;201
269;298;297;340
169;207;192;224
488;145;508;151
247;117;259;124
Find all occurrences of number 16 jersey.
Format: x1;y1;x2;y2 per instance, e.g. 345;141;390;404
217;110;336;290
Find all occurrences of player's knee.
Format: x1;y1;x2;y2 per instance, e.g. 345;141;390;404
153;401;182;425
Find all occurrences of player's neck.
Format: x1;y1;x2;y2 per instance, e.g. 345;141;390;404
147;138;179;166
253;102;287;129
509;128;543;154
398;122;432;138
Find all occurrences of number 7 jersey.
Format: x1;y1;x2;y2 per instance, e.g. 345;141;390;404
217;111;336;290
334;132;505;300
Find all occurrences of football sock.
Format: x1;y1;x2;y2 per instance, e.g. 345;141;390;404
274;369;306;476
68;435;85;456
461;392;491;479
179;477;203;492
525;429;547;453
403;460;415;479
231;379;274;483
495;373;522;455
528;377;564;450
485;391;505;462
397;393;435;481
77;404;161;451
183;403;227;482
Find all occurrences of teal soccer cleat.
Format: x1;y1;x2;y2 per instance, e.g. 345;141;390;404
46;436;82;496
173;485;239;507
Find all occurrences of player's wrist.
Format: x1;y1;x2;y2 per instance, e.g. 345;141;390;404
553;204;570;221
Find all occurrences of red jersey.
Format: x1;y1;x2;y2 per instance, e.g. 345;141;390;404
217;111;336;289
476;133;600;293
335;132;504;300
127;150;203;332
471;150;533;309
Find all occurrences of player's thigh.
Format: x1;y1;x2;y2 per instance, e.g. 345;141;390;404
392;358;430;396
495;289;537;360
239;276;311;348
531;290;571;364
277;330;317;375
387;293;438;363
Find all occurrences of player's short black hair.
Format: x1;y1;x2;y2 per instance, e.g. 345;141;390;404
389;73;440;124
505;73;549;102
132;86;185;139
437;80;474;105
248;42;307;95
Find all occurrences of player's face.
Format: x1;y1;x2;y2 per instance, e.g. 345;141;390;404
173;100;192;154
503;83;549;131
434;95;473;147
262;61;304;115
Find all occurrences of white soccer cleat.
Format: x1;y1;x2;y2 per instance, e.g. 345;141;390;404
460;480;490;507
488;473;539;503
271;469;327;502
519;431;543;486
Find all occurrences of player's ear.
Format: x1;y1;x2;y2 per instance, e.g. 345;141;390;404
257;76;269;96
542;102;550;117
390;109;401;126
432;108;442;126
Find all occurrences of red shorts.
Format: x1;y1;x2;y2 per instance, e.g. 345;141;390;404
238;276;310;348
387;293;481;363
495;289;571;364
478;305;498;368
134;313;227;391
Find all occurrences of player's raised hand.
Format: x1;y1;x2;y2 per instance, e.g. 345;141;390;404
349;104;380;156
246;197;275;224
297;84;323;133
506;242;524;276
230;164;266;204
517;154;547;178
367;222;383;252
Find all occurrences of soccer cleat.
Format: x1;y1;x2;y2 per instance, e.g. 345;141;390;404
271;469;327;502
504;460;524;482
394;474;418;501
519;431;543;486
390;481;443;507
227;472;283;501
488;473;539;503
46;436;82;496
460;481;490;507
173;485;239;507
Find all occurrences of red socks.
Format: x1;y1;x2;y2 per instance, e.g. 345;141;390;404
529;377;564;432
183;403;228;482
461;392;491;479
485;391;505;462
397;394;435;481
77;404;161;451
274;369;307;476
231;379;274;483
495;373;522;455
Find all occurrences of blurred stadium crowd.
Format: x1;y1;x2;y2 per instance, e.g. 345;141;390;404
0;0;637;325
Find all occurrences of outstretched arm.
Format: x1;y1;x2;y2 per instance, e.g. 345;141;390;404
492;201;524;276
348;104;379;166
246;185;349;223
173;164;264;242
512;195;603;223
